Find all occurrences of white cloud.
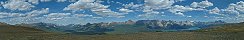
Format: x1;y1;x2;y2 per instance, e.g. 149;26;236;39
0;8;50;23
190;2;198;8
67;0;78;2
63;0;99;11
64;0;126;18
119;8;134;13
92;17;103;19
28;0;39;4
57;0;67;2
169;5;194;16
0;12;26;18
73;14;93;17
218;1;244;20
0;1;3;5
139;1;175;18
140;0;190;16
144;0;175;9
26;8;49;17
190;0;213;8
209;7;220;14
40;0;51;2
222;4;239;14
91;8;125;17
204;16;208;18
122;3;143;10
8;13;26;17
221;1;244;16
79;0;95;3
187;16;192;18
3;0;35;11
232;1;244;13
45;13;71;20
139;10;160;18
175;12;184;16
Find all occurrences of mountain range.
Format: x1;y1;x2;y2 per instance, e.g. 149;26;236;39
11;20;227;34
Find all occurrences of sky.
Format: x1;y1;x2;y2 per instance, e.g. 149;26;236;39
0;0;244;25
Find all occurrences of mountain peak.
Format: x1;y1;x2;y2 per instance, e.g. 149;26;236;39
125;20;135;25
214;20;226;23
0;22;7;25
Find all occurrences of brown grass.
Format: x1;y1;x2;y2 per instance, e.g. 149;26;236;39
1;32;244;40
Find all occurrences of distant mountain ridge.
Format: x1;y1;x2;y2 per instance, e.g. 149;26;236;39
11;20;227;34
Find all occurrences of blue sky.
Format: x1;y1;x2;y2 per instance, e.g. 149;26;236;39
0;0;244;25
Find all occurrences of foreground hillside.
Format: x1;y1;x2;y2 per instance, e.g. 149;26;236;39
197;22;244;32
0;23;60;40
0;23;46;33
1;32;244;40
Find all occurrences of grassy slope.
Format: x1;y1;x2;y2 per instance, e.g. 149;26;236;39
1;32;243;40
0;24;61;40
196;23;244;32
0;24;46;33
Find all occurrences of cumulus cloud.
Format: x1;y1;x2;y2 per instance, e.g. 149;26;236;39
174;12;185;16
144;0;175;9
221;4;239;15
1;8;50;22
119;8;134;13
221;1;244;16
139;0;186;17
67;0;78;2
64;0;126;18
26;8;49;17
63;0;96;11
209;7;220;14
91;8;125;18
79;0;95;2
0;12;26;18
28;0;39;4
40;0;51;2
190;0;213;8
73;14;93;17
187;16;192;18
216;1;244;20
45;13;71;20
2;0;35;11
121;3;143;12
123;2;143;9
57;0;67;2
139;10;160;18
230;1;244;13
141;0;192;16
169;5;194;16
